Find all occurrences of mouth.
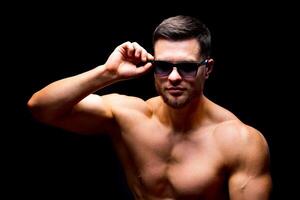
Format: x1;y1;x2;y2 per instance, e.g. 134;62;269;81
166;87;186;96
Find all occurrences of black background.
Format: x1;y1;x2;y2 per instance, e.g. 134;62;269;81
6;1;297;199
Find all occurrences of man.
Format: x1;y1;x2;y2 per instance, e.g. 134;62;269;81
27;15;272;199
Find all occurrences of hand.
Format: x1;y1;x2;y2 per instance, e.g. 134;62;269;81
104;41;154;80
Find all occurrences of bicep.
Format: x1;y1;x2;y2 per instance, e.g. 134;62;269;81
228;128;272;200
229;171;272;200
52;94;119;135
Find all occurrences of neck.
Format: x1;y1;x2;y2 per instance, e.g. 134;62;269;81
162;95;208;132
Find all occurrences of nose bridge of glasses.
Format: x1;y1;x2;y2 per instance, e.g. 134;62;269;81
168;66;182;79
164;62;179;74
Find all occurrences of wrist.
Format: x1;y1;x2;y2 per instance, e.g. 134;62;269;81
97;64;120;83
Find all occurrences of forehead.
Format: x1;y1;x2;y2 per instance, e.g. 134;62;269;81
154;38;200;61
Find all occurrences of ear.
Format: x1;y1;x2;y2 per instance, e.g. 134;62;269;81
204;58;214;79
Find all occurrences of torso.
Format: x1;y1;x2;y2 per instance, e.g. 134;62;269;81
110;95;240;200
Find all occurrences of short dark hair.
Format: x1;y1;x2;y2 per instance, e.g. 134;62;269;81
153;15;211;58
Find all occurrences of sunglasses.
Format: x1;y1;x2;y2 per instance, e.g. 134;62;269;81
151;59;208;78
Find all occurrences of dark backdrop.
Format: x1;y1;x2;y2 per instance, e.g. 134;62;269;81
7;1;297;199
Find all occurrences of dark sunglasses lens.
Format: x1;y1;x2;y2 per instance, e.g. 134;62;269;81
154;61;173;76
178;63;199;77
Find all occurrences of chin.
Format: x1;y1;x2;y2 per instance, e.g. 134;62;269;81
155;81;200;109
167;101;188;109
163;94;191;109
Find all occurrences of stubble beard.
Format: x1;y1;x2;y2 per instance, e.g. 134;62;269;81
155;81;200;109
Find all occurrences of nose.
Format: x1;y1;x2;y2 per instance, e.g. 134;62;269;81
168;67;182;84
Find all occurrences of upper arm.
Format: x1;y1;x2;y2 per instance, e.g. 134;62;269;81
52;93;120;135
227;127;272;200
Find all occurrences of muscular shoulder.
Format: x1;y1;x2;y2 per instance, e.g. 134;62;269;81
103;93;153;117
213;120;270;170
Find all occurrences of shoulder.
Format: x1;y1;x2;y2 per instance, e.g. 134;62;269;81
205;97;239;123
213;120;268;148
146;96;162;110
102;93;154;117
213;120;270;169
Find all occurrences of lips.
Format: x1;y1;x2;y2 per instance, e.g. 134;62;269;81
166;87;185;96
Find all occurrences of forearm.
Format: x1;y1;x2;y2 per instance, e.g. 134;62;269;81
28;41;153;124
27;64;117;121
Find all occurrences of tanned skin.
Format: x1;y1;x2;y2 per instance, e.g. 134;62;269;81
28;39;272;200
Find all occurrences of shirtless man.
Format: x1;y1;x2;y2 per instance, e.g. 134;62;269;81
27;15;272;199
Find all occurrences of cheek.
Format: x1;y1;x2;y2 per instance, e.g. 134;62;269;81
154;76;159;85
194;71;206;85
186;77;204;92
194;78;206;92
154;77;162;91
154;76;165;86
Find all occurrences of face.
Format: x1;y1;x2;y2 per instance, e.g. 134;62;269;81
154;38;208;108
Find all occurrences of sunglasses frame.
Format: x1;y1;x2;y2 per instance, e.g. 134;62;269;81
151;59;208;78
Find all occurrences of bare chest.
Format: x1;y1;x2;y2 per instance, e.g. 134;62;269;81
117;120;227;199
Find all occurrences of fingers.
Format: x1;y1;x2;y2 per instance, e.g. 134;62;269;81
118;41;134;57
119;41;154;62
132;42;148;62
147;53;154;61
135;62;153;75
